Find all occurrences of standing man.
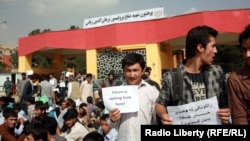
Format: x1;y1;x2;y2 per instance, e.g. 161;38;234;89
100;72;119;99
49;73;58;91
228;24;250;124
21;73;39;105
16;73;28;99
109;53;159;141
155;25;231;125
3;77;12;97
142;66;161;91
80;73;94;103
39;74;53;107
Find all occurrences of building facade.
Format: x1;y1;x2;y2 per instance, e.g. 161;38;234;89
18;8;250;84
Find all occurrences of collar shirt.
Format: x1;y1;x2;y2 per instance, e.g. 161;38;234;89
157;64;227;108
228;66;250;124
98;127;118;141
109;80;159;141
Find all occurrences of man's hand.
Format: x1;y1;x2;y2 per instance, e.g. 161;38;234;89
217;108;231;124
109;108;121;122
160;113;173;125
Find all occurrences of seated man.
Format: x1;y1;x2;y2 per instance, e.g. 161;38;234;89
0;108;24;141
61;108;89;141
98;114;118;141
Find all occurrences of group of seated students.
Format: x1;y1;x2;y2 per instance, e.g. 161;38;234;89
0;93;118;141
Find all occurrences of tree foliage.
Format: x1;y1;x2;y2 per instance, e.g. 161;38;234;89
0;61;6;72
64;55;86;74
32;54;52;68
10;49;18;69
69;25;80;30
29;29;41;36
214;45;244;72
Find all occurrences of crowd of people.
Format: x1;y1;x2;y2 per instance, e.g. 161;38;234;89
0;23;249;141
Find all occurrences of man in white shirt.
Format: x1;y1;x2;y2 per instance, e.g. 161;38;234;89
109;53;159;141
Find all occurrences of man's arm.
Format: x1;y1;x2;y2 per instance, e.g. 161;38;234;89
155;103;173;125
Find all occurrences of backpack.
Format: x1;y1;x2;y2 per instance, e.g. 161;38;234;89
157;68;183;125
169;68;183;105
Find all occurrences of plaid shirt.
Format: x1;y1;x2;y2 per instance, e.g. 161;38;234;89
156;64;228;108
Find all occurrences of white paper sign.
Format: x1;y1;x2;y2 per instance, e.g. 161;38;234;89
65;72;73;77
102;85;139;113
167;96;221;125
26;70;33;76
59;82;66;87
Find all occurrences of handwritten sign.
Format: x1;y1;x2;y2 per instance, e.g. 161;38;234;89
167;96;221;125
83;7;164;29
102;85;139;113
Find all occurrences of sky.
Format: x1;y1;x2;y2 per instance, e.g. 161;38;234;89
0;0;250;48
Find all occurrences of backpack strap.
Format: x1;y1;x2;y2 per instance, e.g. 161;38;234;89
169;68;183;105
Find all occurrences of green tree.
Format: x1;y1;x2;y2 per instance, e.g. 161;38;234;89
42;28;51;33
10;49;18;69
69;25;79;30
32;54;52;68
214;45;244;72
29;29;41;36
75;56;86;74
0;61;6;72
64;55;86;74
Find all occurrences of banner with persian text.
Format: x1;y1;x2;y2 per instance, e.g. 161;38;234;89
83;7;164;29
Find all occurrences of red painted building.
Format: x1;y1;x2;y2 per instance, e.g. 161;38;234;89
18;8;250;83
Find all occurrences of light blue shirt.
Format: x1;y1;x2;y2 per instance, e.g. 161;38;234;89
98;127;118;141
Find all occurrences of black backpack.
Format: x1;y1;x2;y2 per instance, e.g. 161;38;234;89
169;68;183;105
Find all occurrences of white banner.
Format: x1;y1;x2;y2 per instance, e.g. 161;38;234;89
83;7;164;29
167;96;221;125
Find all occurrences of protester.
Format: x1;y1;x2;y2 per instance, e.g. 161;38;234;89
61;108;89;141
142;66;161;91
155;25;231;125
228;24;250;124
0;108;23;141
98;114;118;141
109;53;159;141
82;131;104;141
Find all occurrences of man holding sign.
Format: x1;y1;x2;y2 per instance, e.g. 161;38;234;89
155;25;231;125
107;53;159;141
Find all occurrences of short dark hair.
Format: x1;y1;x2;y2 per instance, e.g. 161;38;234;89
27;97;35;104
95;101;105;109
66;98;76;109
185;25;218;59
145;67;152;73
3;108;18;119
82;131;104;141
24;122;47;141
86;73;93;78
121;53;146;70
63;108;78;121
87;96;93;103
79;102;88;108
100;114;109;121
239;24;250;46
35;101;48;112
42;116;58;135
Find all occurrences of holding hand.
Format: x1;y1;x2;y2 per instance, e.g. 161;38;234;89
109;108;121;122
